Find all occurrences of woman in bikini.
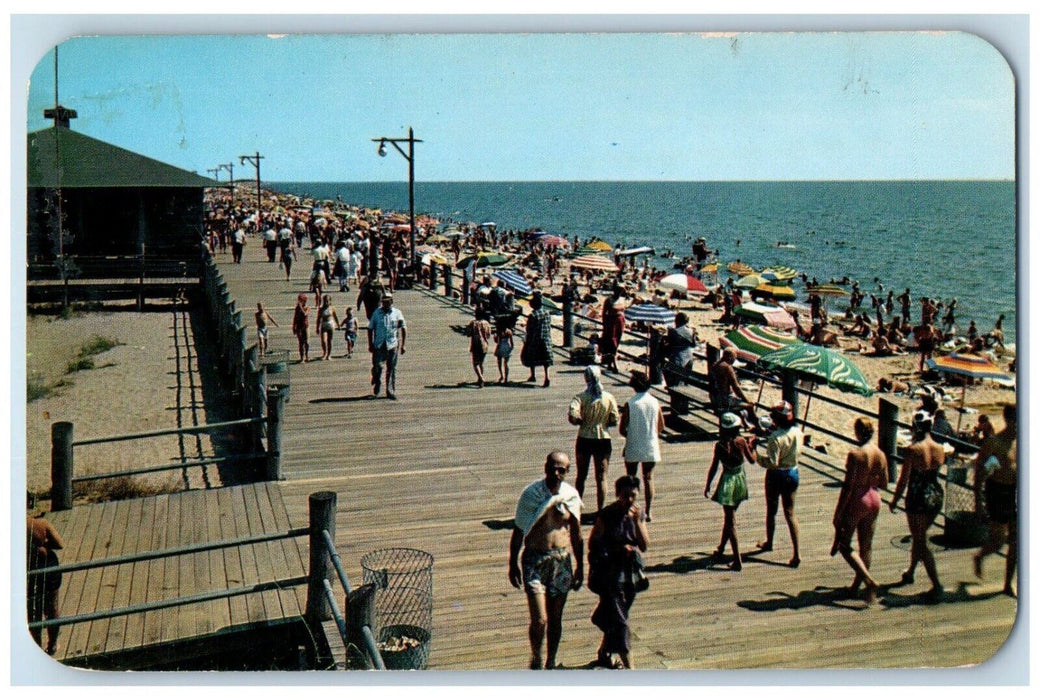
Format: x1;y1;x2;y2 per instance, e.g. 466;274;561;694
890;410;946;599
315;294;340;361
831;418;888;603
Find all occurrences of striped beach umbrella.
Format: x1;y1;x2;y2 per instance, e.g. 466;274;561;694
806;284;851;297
926;352;1013;382
762;266;798;282
493;269;534;296
728;261;755;276
734;302;797;330
570;254;619;272
735;274;770;289
624;303;676;325
926;351;1014;430
456;251;510;269
753;283;797;301
758;344;873;396
658;273;708;294
721;325;802;363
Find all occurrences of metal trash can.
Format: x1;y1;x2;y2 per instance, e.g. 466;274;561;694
362;548;433;670
944;459;987;547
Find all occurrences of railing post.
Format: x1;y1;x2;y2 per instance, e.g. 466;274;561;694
306;491;337;628
51;422;74;511
878;398;900;483
781;370;799;418
265;385;289;481
443;262;453;298
562;293;574;349
427;262;436;290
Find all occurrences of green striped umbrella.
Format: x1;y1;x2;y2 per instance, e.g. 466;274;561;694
758;344;873;396
722;325;802;363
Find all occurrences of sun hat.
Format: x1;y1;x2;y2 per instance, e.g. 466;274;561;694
719;412;741;430
770;400;794;422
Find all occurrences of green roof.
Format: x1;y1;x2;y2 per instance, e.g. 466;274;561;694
28;127;218;189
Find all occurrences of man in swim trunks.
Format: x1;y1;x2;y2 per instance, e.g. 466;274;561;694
709;348;760;430
973;404;1018;596
508;451;584;669
254;302;279;358
27;495;65;655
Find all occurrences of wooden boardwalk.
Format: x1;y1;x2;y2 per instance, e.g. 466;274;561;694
211;253;1017;671
44;483;306;668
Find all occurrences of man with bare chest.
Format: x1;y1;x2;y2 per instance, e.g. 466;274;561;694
509;451;584;669
974;404;1018;596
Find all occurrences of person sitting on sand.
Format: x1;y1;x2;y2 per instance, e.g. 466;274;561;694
869;330;894;357
970;414;996;444
876;376;913;395
849;314;872;338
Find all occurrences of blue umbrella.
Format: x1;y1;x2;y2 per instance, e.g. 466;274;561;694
624;303;676;325
493;269;533;296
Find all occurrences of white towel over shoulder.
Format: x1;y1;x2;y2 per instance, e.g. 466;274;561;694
514;479;582;537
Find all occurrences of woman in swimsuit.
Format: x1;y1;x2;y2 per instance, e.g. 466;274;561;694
890;410;946;599
291;294;310;363
831;418;888;603
315;294;340;361
704;412;756;571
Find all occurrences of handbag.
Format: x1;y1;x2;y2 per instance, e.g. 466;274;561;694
630;551;649;592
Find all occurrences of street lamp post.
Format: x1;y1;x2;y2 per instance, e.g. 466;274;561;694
372;127;422;277
217;162;236;206
239;152;264;230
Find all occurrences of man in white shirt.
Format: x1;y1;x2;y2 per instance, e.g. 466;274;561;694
755;400;803;567
367;293;407;400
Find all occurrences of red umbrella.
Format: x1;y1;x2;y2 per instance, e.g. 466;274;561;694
538;235;571;248
658;273;708;294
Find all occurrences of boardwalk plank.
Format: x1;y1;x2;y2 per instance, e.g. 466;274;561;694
216;487;249;628
85;498;135;656
228;485;268;624
119;495;160;653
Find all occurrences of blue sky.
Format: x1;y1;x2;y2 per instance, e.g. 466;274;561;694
25;31;1014;182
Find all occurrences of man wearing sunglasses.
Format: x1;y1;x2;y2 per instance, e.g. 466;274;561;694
509;451;584;669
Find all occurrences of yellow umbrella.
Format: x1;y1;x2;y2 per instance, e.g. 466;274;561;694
586;240;613;252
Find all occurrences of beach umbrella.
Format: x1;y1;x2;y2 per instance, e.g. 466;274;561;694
443;229;468;239
617;246;655;257
415;244;439;255
806;284;850;297
721;325;802;364
735;274;770;289
570;254;619;272
538;235;571;248
586;240;613;252
658;273;708;294
734;302;797;330
762;266;798;282
728;261;755;276
624;303;676;325
456;252;510;269
424;234;450;244
493;269;534;296
758;343;873;426
758;344;873;396
926;351;1015;430
701;262;718;274
753;283;797;301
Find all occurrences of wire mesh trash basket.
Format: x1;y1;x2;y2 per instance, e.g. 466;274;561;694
263;349;291;397
361;548;433;669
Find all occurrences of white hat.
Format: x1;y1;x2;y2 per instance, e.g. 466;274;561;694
719;413;741;430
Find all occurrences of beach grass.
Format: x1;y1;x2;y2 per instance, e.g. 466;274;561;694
64;335;122;374
74;475;178;504
27;375;73;402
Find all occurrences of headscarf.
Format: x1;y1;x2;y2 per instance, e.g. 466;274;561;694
584;365;603;399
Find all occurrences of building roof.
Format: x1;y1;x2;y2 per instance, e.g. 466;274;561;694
28;127;218;189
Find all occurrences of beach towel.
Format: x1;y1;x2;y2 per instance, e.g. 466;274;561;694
514;479;582;537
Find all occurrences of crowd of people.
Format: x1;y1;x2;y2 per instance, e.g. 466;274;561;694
192;185;1017;670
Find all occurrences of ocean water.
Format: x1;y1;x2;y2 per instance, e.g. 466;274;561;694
270;180;1017;343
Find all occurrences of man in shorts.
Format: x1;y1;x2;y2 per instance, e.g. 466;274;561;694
973;404;1018;596
508;452;584;669
709;348;760;430
27;495;65;655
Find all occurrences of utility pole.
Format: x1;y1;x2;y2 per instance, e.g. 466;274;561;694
239;152;264;230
